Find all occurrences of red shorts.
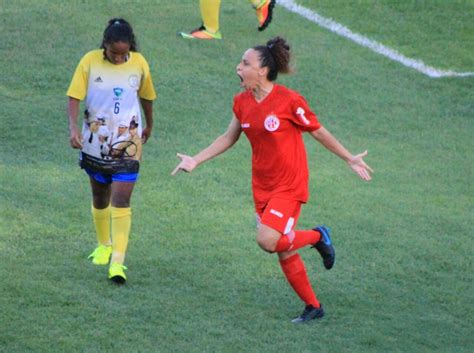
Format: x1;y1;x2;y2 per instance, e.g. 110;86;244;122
256;198;302;235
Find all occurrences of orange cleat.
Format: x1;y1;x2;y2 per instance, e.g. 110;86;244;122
255;0;276;31
178;25;222;40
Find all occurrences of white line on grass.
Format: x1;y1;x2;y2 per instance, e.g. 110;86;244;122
278;0;474;78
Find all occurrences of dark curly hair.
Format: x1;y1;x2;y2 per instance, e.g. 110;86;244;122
253;36;292;81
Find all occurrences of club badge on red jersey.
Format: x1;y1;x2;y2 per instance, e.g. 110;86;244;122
264;114;280;132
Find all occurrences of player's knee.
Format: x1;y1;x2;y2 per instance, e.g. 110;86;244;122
111;198;130;208
257;241;274;253
256;232;277;253
93;197;110;209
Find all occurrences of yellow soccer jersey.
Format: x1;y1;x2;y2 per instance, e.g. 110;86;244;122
67;49;156;160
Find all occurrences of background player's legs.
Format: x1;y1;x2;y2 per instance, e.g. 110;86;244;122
200;0;221;33
249;0;275;31
179;0;222;39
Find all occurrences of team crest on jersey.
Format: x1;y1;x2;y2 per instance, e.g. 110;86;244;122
113;87;124;97
128;75;139;88
264;115;280;132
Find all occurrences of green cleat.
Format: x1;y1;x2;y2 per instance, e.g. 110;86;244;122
109;262;127;284
178;25;222;40
88;245;112;265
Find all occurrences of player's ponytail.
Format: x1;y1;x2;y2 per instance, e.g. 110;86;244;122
100;18;138;52
254;36;292;81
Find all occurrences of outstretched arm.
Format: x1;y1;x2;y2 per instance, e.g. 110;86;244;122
171;116;242;176
310;126;373;181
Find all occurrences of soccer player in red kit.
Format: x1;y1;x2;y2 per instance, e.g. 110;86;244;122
172;37;373;323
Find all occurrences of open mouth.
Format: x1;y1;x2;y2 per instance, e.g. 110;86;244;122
236;73;245;88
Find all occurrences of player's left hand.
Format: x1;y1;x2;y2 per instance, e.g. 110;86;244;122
171;153;198;176
348;150;373;181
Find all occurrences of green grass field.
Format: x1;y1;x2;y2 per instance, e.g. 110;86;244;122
1;1;473;352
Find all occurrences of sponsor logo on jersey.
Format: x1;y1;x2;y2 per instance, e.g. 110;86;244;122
128;75;139;88
241;123;250;128
270;209;283;218
264;115;280;132
94;76;103;83
113;87;124;97
296;107;310;125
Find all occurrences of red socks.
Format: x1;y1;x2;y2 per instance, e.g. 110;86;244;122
274;230;320;253
273;230;322;307
279;254;320;308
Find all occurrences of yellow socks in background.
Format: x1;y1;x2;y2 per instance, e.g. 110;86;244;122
200;0;221;33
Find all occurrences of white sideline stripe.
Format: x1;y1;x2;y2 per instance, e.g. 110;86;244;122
277;0;474;78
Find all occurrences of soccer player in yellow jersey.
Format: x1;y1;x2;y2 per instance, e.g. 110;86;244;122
67;18;156;284
179;0;275;39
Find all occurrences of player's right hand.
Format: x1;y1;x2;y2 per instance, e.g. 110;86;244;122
171;153;197;176
69;127;83;149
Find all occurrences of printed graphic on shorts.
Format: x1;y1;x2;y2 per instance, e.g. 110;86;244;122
264;114;280;132
81;110;142;161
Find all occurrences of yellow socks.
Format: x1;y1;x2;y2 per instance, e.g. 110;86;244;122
91;205;111;246
200;0;221;33
110;207;131;265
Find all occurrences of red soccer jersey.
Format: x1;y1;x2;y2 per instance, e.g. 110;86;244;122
233;84;321;210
